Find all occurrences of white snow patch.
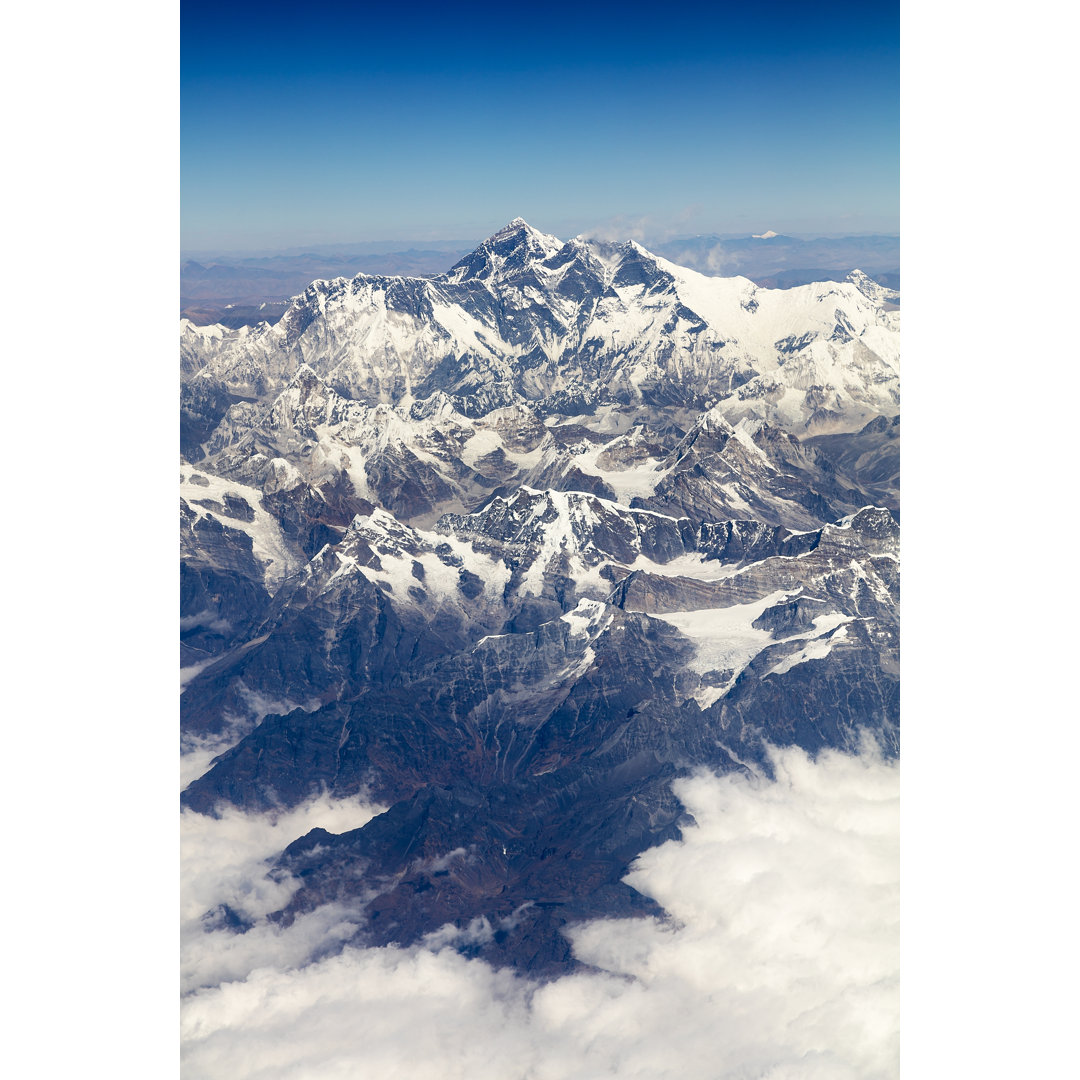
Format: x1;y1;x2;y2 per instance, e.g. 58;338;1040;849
345;510;511;604
765;624;849;677
560;598;614;638
566;439;665;501
622;552;746;582
181;466;302;589
654;590;791;679
653;598;857;707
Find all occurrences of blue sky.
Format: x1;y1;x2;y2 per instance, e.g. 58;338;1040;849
181;1;898;252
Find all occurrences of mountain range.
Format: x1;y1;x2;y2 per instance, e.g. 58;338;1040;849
180;228;899;326
180;218;899;977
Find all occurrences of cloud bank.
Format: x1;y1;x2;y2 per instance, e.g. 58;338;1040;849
180;792;384;993
180;745;899;1079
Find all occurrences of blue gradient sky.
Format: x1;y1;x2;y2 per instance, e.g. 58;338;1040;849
182;1;898;252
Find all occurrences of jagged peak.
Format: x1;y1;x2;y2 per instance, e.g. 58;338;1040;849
444;218;564;282
267;365;340;424
275;363;337;400
844;269;899;304
827;505;898;533
696;404;739;434
481;217;561;248
289;362;321;381
180;318;226;338
408;389;465;423
477;401;543;424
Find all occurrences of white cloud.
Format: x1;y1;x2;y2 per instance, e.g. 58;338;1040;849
580;205;707;246
581;214;651;244
180;746;898;1079
705;242;735;272
663;242;735;274
180;736;235;790
181;792;384;993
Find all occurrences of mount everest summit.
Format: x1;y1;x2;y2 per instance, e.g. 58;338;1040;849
181;219;899;976
183;217;898;433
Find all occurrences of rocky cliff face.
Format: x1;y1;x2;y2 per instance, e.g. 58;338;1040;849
180;221;899;977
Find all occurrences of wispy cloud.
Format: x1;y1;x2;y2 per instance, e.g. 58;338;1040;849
579;205;707;247
180;687;325;788
660;241;737;274
580;214;652;244
180;745;899;1079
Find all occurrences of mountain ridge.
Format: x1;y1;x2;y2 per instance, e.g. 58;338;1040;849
182;218;898;436
180;218;900;978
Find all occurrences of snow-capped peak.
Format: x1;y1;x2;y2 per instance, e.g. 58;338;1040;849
844;269;899;305
443;219;564;284
489;217;562;248
180;318;226;339
183;223;900;437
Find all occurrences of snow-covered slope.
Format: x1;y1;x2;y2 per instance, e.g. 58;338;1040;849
183;219;899;435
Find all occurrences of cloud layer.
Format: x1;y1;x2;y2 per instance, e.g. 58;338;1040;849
181;746;899;1079
180;792;383;993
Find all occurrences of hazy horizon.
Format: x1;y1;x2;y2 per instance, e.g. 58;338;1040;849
180;224;901;263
